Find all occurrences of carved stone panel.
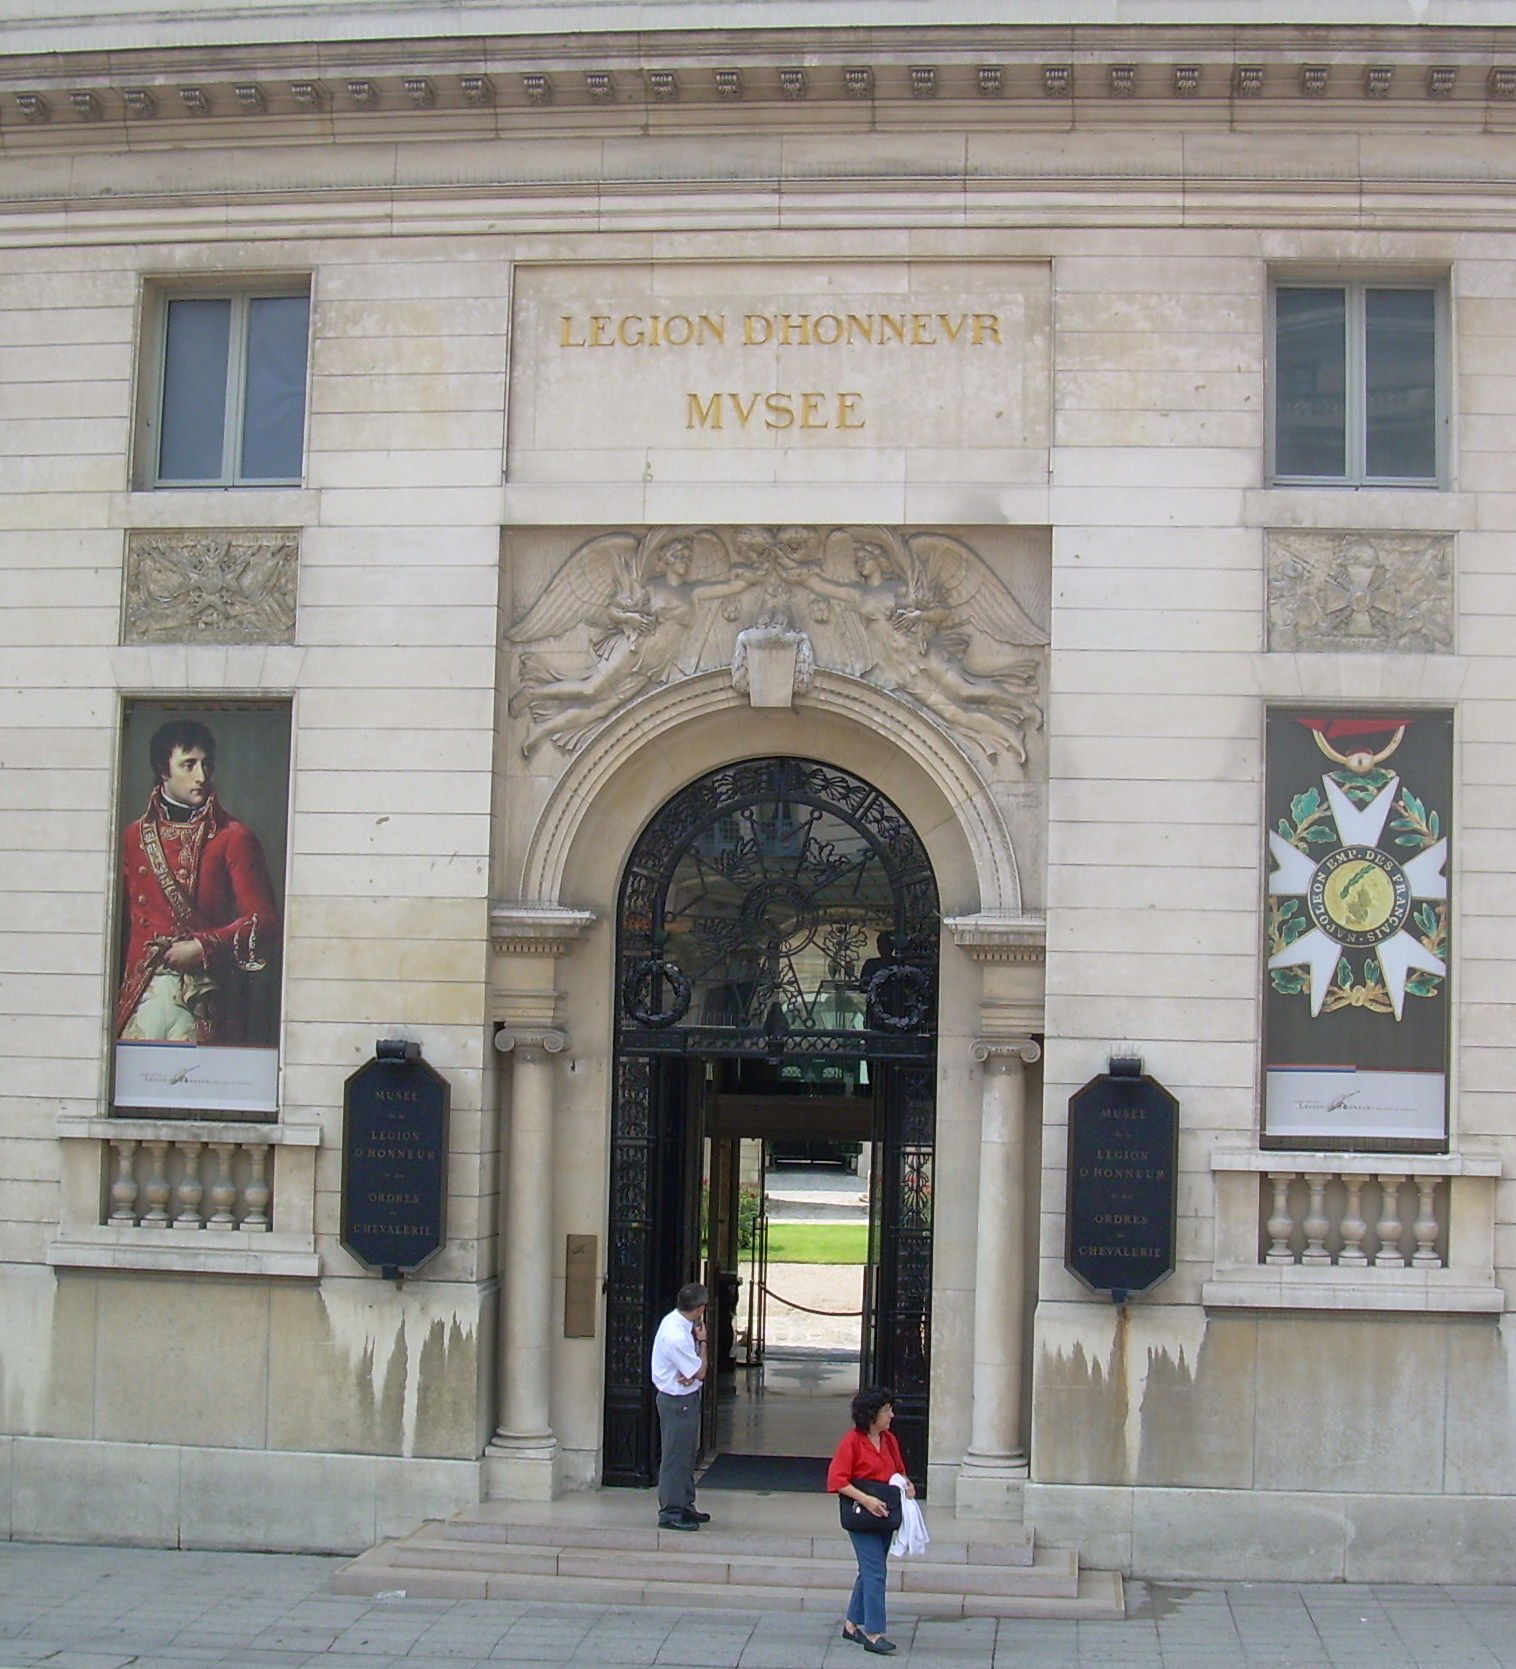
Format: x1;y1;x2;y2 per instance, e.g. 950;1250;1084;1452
504;525;1050;772
123;529;298;644
1266;530;1453;655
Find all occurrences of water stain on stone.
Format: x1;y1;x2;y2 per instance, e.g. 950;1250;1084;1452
1126;1580;1202;1619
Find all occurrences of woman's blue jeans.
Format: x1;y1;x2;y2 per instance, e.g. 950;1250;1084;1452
845;1527;889;1636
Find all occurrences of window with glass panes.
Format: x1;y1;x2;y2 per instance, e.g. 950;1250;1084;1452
1272;281;1443;486
151;287;311;486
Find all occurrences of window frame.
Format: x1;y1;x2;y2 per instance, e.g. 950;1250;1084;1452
138;277;312;489
1268;274;1449;489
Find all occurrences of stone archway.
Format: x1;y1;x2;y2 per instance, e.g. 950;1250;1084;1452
486;676;1043;1510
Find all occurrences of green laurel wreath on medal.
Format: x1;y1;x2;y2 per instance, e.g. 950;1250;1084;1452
1268;769;1448;1013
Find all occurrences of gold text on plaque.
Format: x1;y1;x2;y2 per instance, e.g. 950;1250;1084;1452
558;310;1004;349
685;391;865;431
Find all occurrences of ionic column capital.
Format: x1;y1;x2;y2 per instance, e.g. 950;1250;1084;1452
972;1036;1041;1068
495;1028;567;1059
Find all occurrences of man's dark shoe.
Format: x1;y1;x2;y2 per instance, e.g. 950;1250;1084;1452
682;1508;711;1523
658;1513;699;1531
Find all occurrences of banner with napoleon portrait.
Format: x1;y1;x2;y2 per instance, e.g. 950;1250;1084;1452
112;700;289;1116
1264;710;1451;1149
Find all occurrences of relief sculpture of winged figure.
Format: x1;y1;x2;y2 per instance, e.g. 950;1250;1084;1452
776;527;1047;763
506;528;763;755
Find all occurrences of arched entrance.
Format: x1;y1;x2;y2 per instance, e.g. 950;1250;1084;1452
601;757;940;1487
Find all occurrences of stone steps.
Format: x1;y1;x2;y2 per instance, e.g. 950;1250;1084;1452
331;1496;1124;1620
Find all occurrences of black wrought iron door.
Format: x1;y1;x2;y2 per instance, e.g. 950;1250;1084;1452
602;758;939;1488
871;1063;935;1484
602;1053;698;1485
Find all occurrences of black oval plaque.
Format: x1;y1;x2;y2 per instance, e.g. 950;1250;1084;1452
1065;1069;1178;1301
341;1052;449;1277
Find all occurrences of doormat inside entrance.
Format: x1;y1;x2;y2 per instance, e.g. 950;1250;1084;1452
697;1452;829;1492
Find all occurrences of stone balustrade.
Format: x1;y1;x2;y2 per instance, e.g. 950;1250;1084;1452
1205;1148;1503;1314
1259;1167;1449;1269
50;1116;321;1278
104;1130;275;1231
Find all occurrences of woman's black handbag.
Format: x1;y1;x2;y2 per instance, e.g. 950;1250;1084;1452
839;1479;903;1534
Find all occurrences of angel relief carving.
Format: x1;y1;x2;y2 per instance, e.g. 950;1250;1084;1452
505;526;1047;766
507;529;762;755
776;531;1045;762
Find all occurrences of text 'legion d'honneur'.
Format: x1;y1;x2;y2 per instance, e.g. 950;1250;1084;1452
557;309;1007;433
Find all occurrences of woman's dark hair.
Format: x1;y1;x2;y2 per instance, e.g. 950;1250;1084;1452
850;1385;895;1432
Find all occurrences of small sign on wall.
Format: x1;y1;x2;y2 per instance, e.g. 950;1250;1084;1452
1065;1063;1178;1303
564;1234;598;1337
341;1043;449;1279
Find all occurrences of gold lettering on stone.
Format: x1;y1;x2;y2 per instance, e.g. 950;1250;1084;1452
564;306;1006;438
685;392;867;431
563;310;1004;350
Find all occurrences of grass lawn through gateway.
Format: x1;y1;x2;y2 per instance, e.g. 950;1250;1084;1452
764;1222;868;1264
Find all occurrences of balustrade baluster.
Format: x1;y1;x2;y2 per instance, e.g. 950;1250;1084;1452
1301;1172;1332;1264
206;1142;238;1229
1338;1174;1369;1266
140;1140;172;1226
1412;1175;1442;1269
1265;1172;1297;1264
1375;1175;1406;1267
107;1138;140;1226
173;1141;204;1229
243;1143;271;1231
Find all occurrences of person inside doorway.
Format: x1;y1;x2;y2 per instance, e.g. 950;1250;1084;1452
650;1281;710;1530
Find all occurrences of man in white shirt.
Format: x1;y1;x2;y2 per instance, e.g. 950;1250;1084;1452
649;1281;709;1530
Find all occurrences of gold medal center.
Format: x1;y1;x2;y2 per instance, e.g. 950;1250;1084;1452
1323;860;1396;935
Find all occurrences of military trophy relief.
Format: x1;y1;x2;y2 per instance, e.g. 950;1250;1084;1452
504;525;1048;775
1265;530;1454;656
123;529;299;646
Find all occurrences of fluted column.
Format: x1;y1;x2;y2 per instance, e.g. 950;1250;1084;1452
958;1036;1040;1516
488;1027;567;1490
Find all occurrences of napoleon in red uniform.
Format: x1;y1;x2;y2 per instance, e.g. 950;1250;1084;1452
116;720;280;1045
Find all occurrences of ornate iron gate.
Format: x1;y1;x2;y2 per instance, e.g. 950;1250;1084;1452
602;757;939;1486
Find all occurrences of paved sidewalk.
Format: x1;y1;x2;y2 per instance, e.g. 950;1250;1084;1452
4;1542;1516;1667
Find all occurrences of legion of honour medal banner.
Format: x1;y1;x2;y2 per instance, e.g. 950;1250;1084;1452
1264;710;1452;1149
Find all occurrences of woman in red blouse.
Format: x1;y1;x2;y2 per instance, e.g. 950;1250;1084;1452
826;1385;915;1655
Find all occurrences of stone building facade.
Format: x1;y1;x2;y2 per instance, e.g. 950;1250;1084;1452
2;0;1515;1581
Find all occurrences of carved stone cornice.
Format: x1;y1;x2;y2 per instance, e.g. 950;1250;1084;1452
123;529;298;645
8;24;1516;158
946;911;1046;964
489;902;596;957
